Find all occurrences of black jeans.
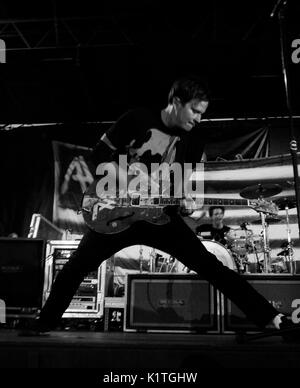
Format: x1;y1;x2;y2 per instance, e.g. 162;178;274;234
39;212;279;329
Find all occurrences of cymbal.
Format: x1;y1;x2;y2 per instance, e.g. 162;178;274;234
240;183;282;199
274;196;296;210
251;217;282;225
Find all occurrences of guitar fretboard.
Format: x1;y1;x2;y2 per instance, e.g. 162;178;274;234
204;198;248;206
111;196;249;207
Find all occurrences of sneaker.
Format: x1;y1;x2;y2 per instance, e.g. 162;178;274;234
279;316;300;343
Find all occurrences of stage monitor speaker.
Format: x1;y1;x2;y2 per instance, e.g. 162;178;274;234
124;273;219;333
0;238;45;316
222;274;300;333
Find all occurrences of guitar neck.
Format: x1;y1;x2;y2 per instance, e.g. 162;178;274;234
203;198;249;207
113;196;250;207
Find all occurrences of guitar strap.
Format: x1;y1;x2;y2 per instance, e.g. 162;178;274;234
158;135;180;197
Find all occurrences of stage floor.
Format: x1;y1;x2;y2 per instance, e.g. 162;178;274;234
0;328;300;369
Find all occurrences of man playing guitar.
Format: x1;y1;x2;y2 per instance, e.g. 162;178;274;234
29;75;300;340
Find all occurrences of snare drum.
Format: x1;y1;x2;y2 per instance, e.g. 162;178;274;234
225;228;253;244
230;238;249;255
225;228;253;256
200;239;237;271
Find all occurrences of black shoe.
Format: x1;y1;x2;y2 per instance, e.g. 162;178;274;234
279;316;300;343
18;318;51;337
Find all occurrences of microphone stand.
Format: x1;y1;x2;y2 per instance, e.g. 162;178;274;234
270;0;300;239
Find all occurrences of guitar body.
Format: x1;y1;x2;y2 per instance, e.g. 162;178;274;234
81;182;172;234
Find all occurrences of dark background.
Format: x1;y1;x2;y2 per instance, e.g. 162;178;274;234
0;0;299;237
0;0;299;123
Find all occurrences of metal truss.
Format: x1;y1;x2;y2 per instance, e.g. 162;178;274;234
0;15;135;55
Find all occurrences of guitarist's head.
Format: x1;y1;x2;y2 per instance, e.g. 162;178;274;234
162;75;210;132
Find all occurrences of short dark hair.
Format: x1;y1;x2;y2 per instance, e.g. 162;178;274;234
209;206;225;217
168;75;210;105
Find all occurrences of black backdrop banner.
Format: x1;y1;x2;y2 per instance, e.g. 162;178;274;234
0;127;54;237
0;123;102;238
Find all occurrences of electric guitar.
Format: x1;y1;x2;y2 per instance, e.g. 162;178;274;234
81;180;278;234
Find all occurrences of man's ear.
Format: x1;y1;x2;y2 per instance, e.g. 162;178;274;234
173;96;182;107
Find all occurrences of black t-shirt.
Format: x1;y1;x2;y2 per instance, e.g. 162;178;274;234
91;108;203;169
196;224;231;246
90;108;205;198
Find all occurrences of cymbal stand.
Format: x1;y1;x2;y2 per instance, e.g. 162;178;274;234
284;205;295;274
168;256;177;273
139;245;144;273
260;211;272;273
149;248;156;272
158;256;167;273
249;238;263;273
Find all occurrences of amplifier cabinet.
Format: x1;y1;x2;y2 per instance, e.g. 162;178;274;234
124;273;219;333
44;240;107;319
221;274;300;333
0;238;45;318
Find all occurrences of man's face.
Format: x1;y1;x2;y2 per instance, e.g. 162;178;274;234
174;98;209;131
211;208;224;224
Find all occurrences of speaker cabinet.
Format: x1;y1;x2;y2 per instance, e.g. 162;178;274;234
0;238;45;317
124;273;219;333
222;274;300;333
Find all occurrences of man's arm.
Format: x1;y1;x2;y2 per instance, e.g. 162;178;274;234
90;109;142;171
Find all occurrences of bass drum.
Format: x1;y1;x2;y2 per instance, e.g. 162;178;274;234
177;239;238;273
201;239;238;271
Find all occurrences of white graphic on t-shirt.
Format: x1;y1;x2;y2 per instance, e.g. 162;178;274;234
127;128;179;196
129;128;178;165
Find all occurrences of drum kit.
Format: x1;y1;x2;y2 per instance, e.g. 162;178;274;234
135;183;297;275
223;183;297;274
193;183;297;275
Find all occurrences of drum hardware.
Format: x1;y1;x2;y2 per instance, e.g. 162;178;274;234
149;252;177;273
274;197;297;274
156;255;177;273
245;233;263;273
149;247;157;273
277;241;292;257
167;257;177;273
257;209;273;273
224;226;255;273
233;253;250;274
139;245;144;273
271;255;289;273
250;215;282;274
240;183;283;274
